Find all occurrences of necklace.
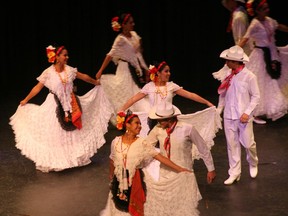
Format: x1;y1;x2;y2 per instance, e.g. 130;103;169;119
57;70;68;85
155;84;168;99
55;66;68;91
116;136;132;183
114;136;131;158
114;136;132;199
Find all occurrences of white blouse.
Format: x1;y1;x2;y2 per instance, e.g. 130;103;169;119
244;17;279;60
108;31;148;76
140;81;182;107
110;136;158;191
37;64;77;112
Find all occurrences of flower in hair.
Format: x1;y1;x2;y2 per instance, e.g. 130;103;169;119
46;45;56;63
246;0;255;16
111;16;121;32
116;111;126;130
149;65;158;82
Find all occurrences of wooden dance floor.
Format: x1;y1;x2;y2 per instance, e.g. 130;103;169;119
1;94;288;216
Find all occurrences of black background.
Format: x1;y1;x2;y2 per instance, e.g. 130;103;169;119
1;0;287;101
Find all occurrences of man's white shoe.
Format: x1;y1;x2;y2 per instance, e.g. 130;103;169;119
249;165;258;178
253;118;266;124
224;175;241;185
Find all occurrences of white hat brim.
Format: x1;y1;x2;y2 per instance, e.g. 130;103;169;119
220;49;249;62
148;105;182;120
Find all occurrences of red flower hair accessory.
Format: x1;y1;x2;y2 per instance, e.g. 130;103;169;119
246;0;254;16
46;45;56;63
116;111;126;130
111;16;121;32
149;65;158;82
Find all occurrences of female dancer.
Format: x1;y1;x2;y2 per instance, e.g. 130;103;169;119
10;45;113;172
238;0;288;122
95;13;150;124
118;61;216;137
100;110;191;216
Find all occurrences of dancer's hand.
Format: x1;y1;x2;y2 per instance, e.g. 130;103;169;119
240;113;249;123
207;170;216;184
20;99;28;106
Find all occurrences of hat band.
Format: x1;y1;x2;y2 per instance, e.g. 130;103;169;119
226;54;243;60
156;110;175;118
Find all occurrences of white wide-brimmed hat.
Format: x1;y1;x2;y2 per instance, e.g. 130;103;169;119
220;45;249;62
148;102;181;120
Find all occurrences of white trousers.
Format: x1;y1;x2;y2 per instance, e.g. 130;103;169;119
224;119;258;177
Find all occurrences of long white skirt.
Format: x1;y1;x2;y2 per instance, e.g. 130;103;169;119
245;47;288;120
99;61;150;125
144;171;202;216
9;86;113;172
278;45;288;99
100;172;202;216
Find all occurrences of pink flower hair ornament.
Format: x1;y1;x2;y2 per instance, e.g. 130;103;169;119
111;16;121;32
46;45;56;63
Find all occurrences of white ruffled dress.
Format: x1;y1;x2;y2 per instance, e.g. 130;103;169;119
100;136;156;216
100;136;202;216
9;65;113;172
243;17;288;120
99;31;150;124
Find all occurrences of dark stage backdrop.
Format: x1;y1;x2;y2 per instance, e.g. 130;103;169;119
1;0;287;102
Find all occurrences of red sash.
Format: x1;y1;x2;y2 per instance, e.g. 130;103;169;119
129;169;146;216
218;65;244;94
71;93;82;129
164;120;177;158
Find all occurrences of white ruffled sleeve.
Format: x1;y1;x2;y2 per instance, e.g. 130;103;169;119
142;140;159;161
36;68;50;85
140;82;152;94
212;64;231;82
69;66;77;81
169;82;182;94
107;36;124;62
109;137;117;161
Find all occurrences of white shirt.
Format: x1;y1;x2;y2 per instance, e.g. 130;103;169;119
218;66;260;119
146;120;215;179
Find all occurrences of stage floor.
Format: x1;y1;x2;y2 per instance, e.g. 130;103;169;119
1;95;288;216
